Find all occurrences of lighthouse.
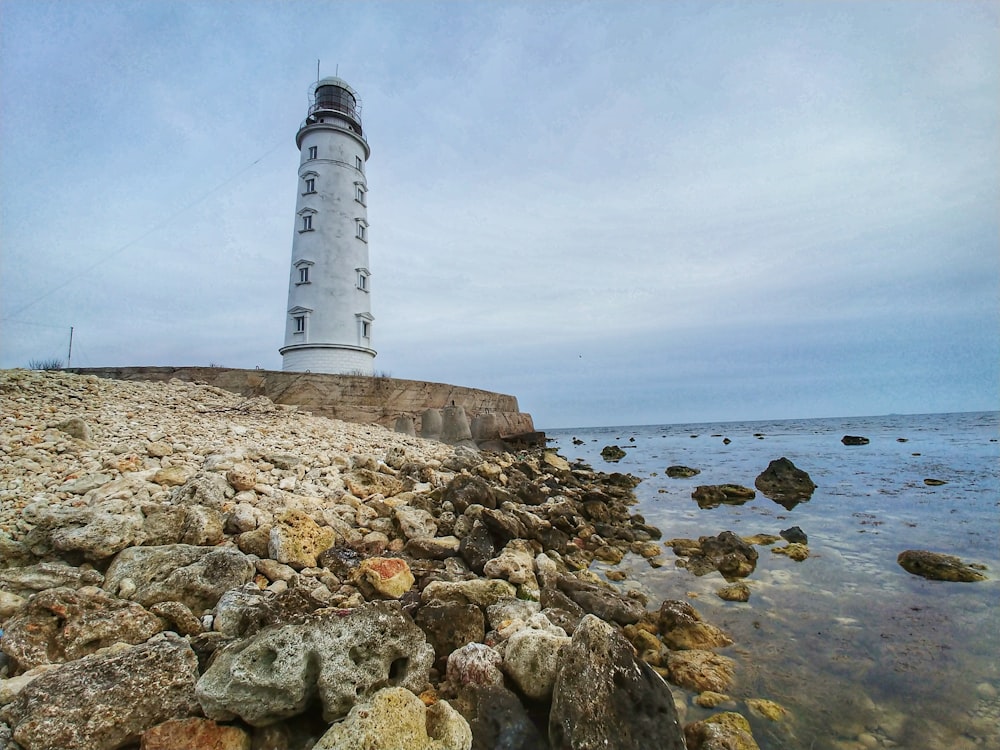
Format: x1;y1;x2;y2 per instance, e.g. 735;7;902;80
280;77;375;374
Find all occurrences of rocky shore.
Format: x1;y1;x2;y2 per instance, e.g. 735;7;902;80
1;370;770;750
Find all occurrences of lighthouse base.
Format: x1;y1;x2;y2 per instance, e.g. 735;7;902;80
279;344;376;375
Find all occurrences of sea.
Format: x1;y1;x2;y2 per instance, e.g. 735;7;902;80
545;411;999;750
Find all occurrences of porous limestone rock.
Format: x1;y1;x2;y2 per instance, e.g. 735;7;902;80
415;602;485;669
501;627;570;700
103;544;255;612
446;642;504;689
483;539;537;586
549;615;685;750
556;574;646;625
421;578;516;608
1;635;200;750
394;506;438;540
196;601;434;726
172;471;234;510
358;556;415;599
313;687;472;750
771;543;810;561
53;416;92;441
0;562;104;597
226;463;258;491
141;717;251;750
0;585;165;672
268;509;337;569
46;500;146;560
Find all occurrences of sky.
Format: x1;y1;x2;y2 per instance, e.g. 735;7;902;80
1;1;997;428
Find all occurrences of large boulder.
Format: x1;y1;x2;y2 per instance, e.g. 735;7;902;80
464;685;547;750
196;601;434;726
103;544;255;613
897;550;987;582
313;687;472;750
268;509;337;569
754;457;816;508
556;575;646;625
1;586;165;672
415;601;486;670
1;635;200;750
549;615;685;750
501;627;569;701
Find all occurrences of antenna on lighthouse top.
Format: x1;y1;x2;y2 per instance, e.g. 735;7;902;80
316;59;320;81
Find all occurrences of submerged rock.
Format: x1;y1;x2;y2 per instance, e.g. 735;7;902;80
897;550;987;582
600;445;627;462
692;485;755;509
666;649;736;693
841;435;870;446
549;615;685;750
669;531;758;579
657;600;733;650
666;465;700;478
684;711;760;750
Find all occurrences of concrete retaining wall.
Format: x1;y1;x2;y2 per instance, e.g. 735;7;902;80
68;367;535;439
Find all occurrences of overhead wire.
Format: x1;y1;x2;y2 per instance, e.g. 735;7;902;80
3;135;289;320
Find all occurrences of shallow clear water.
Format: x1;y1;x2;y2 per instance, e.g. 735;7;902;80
546;412;1000;750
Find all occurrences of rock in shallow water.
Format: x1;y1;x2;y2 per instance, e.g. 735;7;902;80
897;550;987;582
754;457;816;508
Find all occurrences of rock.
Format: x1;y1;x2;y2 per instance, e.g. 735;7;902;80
483;540;537;586
684;711;760;750
600;445;626;462
149;600;204;636
53;416;92;441
671;531;758;579
716;582;751;602
395;506;438;540
465;684;546;750
0;590;26;620
103;544;255;612
694;691;732;708
897;550;987;582
666;649;736;693
269;509;337;569
549;615;685;750
415;602;485;669
460;520;499;574
923;478;947;486
0;664;61;705
313;687;472;750
145;440;174;457
502;627;569;700
1;586;165;672
58;472;112;494
152;465;194;486
746;698;787;721
179;504;225;545
542;451;571;472
422;578;517;608
172;472;233;510
47;500;145;559
657;600;733;650
445;475;498;514
556;575;646;625
197;601;434;725
692;485;755;509
666;465;700;478
772;543;810;561
754;458;816;508
446;643;504;689
779;526;807;544
226;463;258;491
406;535;462;560
141;717;251;750
359;556;415;598
2;635;200;750
0;562;104;597
842;435;870;446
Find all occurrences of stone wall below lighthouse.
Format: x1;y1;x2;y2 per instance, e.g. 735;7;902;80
67;367;538;445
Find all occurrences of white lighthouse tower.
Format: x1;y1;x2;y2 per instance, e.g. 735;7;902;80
280;77;375;374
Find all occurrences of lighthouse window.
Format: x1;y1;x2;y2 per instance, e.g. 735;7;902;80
294;316;306;333
308;146;318;160
357;269;369;291
355;156;363;171
304;177;316;194
355;184;366;205
361;321;371;338
298;266;310;284
356;219;367;242
301;214;313;232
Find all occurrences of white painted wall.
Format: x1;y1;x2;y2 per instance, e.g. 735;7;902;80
280;80;375;375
